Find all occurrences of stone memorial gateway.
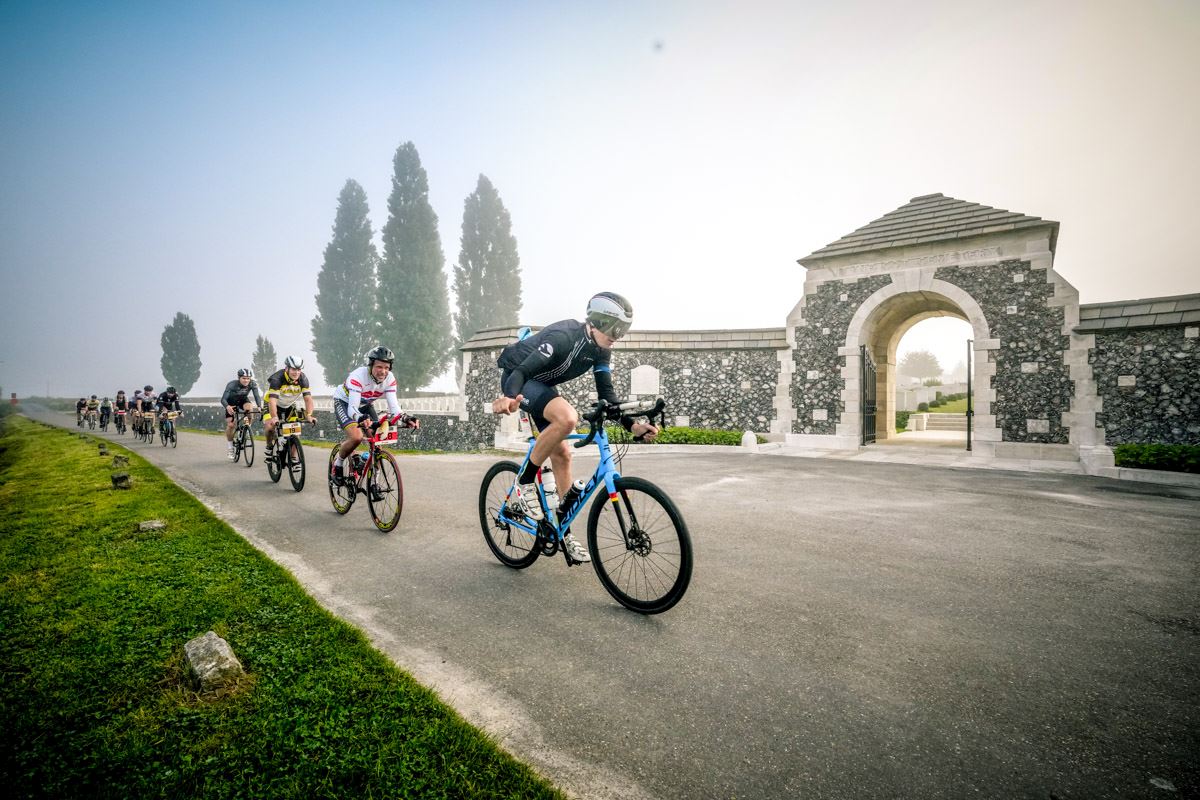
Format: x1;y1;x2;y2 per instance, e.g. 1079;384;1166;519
463;193;1198;472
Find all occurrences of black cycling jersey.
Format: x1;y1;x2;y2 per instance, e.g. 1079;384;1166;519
497;319;621;401
156;392;181;412
114;398;128;411
497;318;635;432
221;379;262;408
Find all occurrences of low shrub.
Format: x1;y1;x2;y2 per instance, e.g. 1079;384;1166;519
605;425;765;446
929;399;941;408
1113;443;1200;474
895;410;911;431
917;402;929;412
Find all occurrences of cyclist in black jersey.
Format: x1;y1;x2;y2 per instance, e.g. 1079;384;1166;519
492;292;659;562
222;368;263;459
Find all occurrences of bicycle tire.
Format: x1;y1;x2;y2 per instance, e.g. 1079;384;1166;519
327;445;355;514
170;423;177;448
367;450;403;532
266;440;282;483
287;436;305;492
478;461;541;569
586;476;693;614
241;427;254;467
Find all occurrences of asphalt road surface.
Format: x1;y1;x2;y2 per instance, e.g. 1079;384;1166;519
36;414;1200;799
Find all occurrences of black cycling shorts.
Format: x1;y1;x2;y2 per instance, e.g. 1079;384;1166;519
500;369;559;433
333;398;380;431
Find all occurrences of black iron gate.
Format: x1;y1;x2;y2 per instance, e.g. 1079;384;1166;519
860;344;877;445
966;339;974;452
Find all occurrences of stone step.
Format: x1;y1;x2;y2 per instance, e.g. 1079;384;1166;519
926;414;968;430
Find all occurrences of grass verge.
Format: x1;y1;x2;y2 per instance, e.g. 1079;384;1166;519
0;416;561;799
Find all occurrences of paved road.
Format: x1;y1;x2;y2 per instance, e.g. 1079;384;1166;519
39;414;1200;799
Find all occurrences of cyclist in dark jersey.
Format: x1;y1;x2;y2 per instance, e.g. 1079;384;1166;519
221;368;263;459
493;292;659;562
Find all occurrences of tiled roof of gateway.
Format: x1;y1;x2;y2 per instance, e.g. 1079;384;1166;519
800;193;1059;263
1075;293;1200;333
461;326;788;351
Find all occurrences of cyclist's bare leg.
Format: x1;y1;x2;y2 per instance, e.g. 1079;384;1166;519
337;424;365;461
528;397;578;484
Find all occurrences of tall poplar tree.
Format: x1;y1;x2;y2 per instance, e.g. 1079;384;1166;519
251;335;278;382
160;312;202;395
376;142;452;393
312;179;379;385
453;174;521;356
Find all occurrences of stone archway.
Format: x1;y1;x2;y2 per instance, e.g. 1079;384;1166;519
841;274;1001;445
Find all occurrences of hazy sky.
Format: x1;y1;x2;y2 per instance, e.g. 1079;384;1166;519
2;0;1197;398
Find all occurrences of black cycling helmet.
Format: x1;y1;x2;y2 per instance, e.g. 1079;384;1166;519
143;385;153;392
284;355;303;369
91;394;97;399
237;368;253;378
166;386;175;394
365;346;395;366
586;292;633;339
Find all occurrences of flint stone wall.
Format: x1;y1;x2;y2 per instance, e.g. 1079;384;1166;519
1091;326;1200;444
936;260;1073;443
790;274;892;434
466;337;782;433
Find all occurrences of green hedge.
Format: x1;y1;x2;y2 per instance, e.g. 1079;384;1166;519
605;425;766;446
917;402;929;412
895;410;911;432
1113;443;1200;474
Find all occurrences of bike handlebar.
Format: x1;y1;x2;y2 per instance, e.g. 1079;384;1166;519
573;398;666;449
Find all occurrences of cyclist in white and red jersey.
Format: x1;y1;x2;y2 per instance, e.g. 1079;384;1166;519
329;346;406;485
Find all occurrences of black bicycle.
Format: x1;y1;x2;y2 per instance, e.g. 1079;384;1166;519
114;409;127;435
159;410;180;448
231;407;256;467
265;409;313;491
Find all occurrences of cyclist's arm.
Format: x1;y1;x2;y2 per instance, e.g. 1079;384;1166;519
344;377;365;418
250;381;262;408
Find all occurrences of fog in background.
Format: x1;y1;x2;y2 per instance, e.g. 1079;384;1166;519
2;0;1196;398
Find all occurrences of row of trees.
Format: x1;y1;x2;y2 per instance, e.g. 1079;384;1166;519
311;142;521;392
159;142;521;396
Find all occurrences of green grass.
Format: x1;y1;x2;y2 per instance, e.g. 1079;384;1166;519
928;398;968;414
0;416;562;799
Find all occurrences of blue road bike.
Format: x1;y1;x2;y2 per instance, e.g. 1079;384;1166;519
478;398;693;614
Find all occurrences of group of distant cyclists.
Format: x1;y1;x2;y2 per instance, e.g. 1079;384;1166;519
76;386;181;436
75;292;649;564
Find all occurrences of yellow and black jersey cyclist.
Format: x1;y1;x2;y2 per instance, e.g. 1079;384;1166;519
263;356;316;450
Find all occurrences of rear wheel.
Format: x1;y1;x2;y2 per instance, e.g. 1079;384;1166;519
478;461;540;568
367;450;403;532
287;437;305;492
327;445;355;514
587;476;692;614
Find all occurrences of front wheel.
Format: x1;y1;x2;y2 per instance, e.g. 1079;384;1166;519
367;449;403;532
478;461;540;568
170;423;177;448
587;476;693;614
241;427;255;467
266;440;282;483
286;437;305;492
